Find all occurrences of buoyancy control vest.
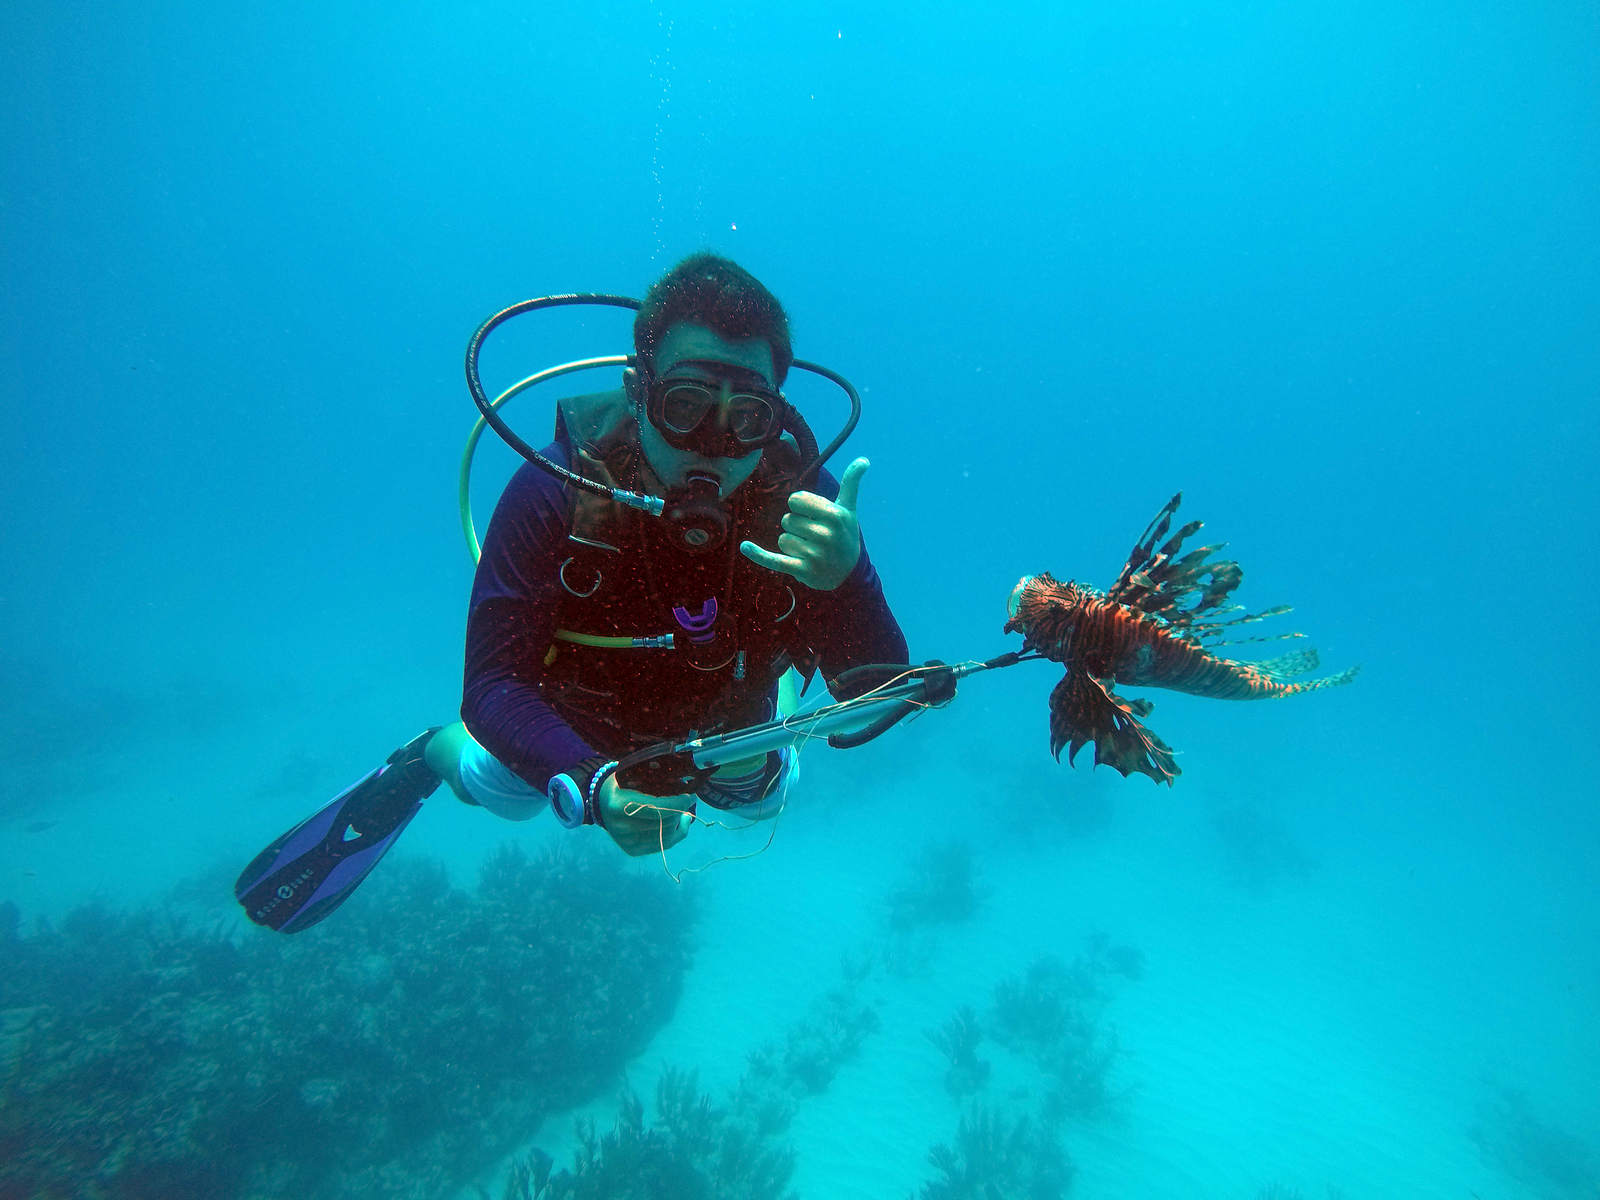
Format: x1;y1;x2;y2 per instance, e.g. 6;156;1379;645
538;390;816;756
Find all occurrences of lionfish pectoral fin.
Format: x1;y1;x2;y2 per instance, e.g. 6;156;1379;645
1047;670;1180;786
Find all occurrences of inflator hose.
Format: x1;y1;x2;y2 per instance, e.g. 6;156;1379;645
465;295;660;512
463;293;861;507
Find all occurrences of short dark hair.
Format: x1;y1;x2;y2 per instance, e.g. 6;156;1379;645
633;253;793;384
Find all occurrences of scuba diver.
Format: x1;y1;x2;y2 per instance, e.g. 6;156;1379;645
237;256;1357;933
238;254;908;931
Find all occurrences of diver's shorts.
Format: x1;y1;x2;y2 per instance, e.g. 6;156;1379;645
695;748;799;818
458;736;798;823
458;737;545;821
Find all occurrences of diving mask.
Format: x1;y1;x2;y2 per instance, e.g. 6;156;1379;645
643;360;790;459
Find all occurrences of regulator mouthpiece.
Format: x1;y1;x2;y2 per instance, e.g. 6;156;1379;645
665;474;729;551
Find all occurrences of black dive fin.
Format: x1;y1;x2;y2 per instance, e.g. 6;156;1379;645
234;728;442;933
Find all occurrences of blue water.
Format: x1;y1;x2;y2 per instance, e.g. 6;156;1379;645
3;0;1596;1197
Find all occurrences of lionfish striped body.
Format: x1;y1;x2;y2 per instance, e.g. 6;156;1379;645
1004;493;1358;785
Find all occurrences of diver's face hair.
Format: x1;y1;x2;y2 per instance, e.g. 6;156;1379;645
633;250;793;384
637;321;770;495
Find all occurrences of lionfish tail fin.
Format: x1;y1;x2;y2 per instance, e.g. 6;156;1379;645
1252;647;1321;681
1048;670;1179;786
1292;663;1361;693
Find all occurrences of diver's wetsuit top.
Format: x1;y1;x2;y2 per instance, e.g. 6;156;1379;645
463;435;907;792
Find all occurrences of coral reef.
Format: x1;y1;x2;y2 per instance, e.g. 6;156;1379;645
885;841;985;935
1470;1085;1598;1198
914;1104;1073;1200
676;959;883;1130
1249;1183;1349;1200
880;840;987;980
911;936;1142;1198
989;936;1142;1122
0;843;696;1200
774;973;882;1096
525;961;882;1198
531;1068;797;1200
495;1147;554;1200
925;1006;991;1098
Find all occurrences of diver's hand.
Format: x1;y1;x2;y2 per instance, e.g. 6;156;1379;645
740;456;867;591
596;775;692;857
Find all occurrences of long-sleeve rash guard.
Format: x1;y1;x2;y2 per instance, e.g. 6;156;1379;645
462;441;907;791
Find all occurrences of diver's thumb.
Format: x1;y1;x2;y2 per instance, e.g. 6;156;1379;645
836;457;870;513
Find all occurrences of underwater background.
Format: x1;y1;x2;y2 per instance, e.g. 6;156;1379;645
2;0;1597;1196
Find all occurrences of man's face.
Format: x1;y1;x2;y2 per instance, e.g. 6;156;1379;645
637;322;776;495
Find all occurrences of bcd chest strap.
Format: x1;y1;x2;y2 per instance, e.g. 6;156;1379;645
537;390;807;724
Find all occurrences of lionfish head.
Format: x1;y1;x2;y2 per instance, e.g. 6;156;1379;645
1006;576;1036;620
1004;573;1085;649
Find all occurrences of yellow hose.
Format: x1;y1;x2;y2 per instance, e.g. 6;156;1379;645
459;355;630;564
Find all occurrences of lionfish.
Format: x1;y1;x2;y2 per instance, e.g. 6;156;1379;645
1004;493;1358;785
